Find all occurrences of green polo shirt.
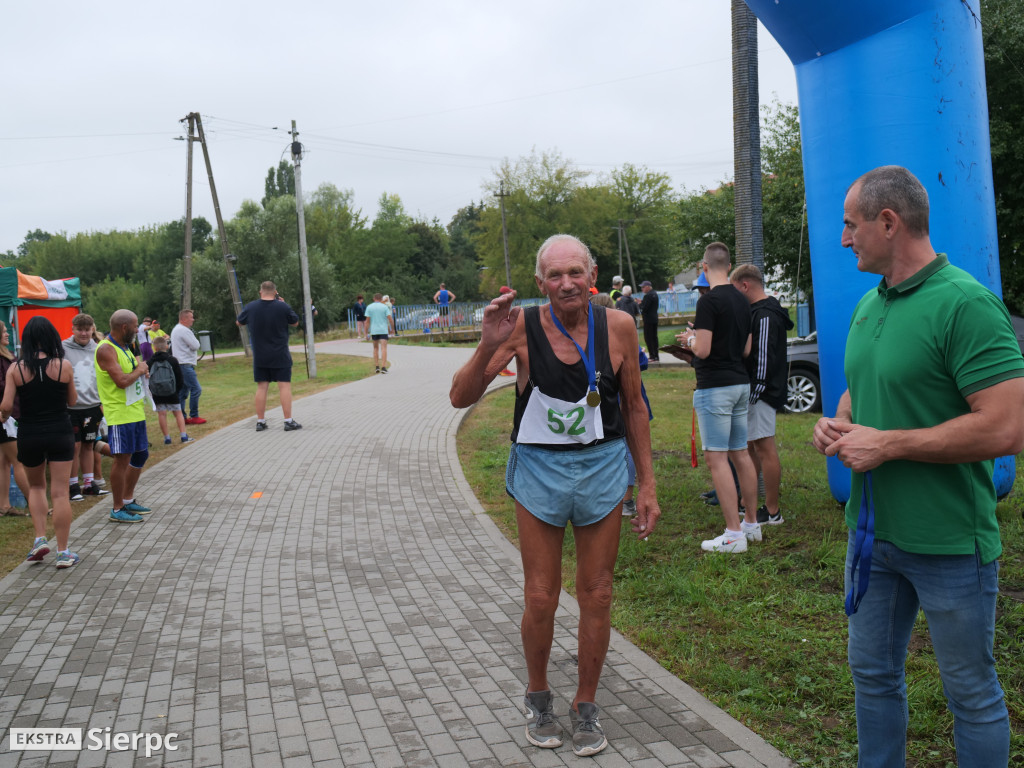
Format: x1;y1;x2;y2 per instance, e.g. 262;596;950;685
844;255;1024;563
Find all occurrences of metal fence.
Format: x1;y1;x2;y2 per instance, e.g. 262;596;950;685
345;293;699;334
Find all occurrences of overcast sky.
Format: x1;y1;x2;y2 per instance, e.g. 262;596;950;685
2;1;798;258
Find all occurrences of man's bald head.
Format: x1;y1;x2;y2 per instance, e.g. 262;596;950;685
109;309;138;346
110;309;137;330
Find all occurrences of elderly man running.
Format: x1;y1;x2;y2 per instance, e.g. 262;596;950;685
450;234;661;757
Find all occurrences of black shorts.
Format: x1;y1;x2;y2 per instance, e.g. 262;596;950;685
371;333;388;341
254;366;292;383
69;405;104;443
18;429;75;467
0;430;14;445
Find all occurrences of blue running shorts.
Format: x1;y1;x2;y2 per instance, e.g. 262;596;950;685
506;438;628;528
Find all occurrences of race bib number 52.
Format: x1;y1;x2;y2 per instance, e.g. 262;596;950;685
546;407;588;437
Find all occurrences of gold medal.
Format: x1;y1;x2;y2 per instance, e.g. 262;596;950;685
586;390;601;407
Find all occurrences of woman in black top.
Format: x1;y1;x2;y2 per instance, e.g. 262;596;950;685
0;317;78;568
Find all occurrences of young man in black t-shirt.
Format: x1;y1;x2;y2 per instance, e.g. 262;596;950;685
677;243;760;553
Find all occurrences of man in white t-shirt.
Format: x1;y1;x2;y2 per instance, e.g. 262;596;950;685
170;309;205;425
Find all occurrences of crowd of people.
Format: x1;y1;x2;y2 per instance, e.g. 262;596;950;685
3;279;307;566
4;166;1018;765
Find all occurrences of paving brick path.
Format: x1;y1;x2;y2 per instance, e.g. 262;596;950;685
0;340;793;767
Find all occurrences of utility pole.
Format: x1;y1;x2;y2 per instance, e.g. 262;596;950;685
620;223;637;289
190;112;251;356
494;181;512;288
182;114;195;309
732;0;764;268
291;120;316;378
617;222;623;275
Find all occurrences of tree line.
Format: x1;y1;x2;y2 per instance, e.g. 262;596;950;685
4;101;811;345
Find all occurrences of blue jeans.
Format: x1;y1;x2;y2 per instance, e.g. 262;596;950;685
845;531;1008;767
178;364;202;418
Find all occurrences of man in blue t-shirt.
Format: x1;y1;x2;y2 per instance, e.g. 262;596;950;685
236;281;302;432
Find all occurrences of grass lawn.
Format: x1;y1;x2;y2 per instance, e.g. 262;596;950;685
0;352;374;576
456;365;1024;767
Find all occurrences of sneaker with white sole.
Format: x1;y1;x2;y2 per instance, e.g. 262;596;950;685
701;530;748;553
742;522;762;542
69;483;84;501
522;690;562;749
756;505;785;525
55;551;80;569
569;702;608;757
26;537;50;562
622;498;636;517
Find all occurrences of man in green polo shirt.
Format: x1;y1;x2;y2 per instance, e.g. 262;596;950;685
95;309;153;524
813;165;1024;767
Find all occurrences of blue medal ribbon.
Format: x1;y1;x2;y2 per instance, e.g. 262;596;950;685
845;470;875;617
105;337;137;370
548;303;598;404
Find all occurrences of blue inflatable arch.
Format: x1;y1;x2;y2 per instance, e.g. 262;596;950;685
743;0;1012;501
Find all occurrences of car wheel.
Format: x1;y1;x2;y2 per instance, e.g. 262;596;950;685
786;368;821;413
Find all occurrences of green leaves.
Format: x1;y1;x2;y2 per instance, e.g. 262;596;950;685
675;100;811;297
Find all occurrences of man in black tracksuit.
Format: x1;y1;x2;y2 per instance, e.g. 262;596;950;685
731;264;793;525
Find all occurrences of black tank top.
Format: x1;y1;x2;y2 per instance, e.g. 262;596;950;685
511;304;625;447
17;359;71;432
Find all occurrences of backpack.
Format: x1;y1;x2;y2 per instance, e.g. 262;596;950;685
148;358;177;398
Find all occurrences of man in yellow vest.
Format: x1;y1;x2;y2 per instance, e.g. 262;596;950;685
95;309;153;523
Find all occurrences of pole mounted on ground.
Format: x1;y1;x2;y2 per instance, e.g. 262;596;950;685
187;112;251;356
494;181;512;289
291;120;316;378
181;114;195;310
731;0;764;269
616;219;637;289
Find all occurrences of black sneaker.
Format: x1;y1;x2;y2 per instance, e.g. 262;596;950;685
82;483;109;497
522;690;562;749
256;421;268;432
379;367;388;374
701;489;720;506
69;483;84;502
569;702;607;757
756;504;784;525
284;420;303;432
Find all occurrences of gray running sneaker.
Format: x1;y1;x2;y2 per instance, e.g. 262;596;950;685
569;702;608;757
622;498;636;517
522;690;562;749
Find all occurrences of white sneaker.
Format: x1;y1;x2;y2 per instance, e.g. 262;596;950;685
701;530;748;553
742;522;762;542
